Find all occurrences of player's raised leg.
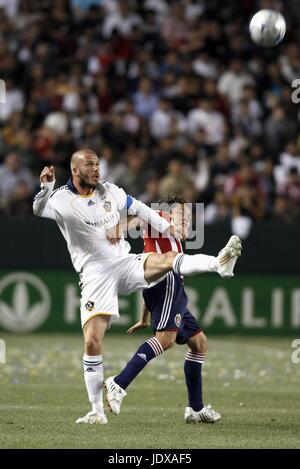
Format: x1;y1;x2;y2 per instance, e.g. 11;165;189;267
76;315;109;424
143;235;242;283
184;332;220;423
105;270;187;415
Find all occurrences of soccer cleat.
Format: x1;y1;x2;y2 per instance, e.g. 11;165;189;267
76;410;108;425
104;376;127;415
184;404;221;424
216;235;242;278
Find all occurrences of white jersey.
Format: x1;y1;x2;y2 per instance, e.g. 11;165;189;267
33;178;170;273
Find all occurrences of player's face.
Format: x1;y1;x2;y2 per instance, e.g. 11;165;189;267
77;157;100;189
171;203;191;240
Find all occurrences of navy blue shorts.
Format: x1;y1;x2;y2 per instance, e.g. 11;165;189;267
142;272;202;345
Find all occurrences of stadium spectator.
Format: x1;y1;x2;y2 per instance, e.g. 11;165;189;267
140;176;160;205
278;167;300;217
159;159;193;199
102;0;142;39
0;78;24;122
187;97;226;145
204;191;230;225
133;77;159;119
0;0;299;223
218;59;255;104
114;147;150;198
0;153;36;212
264;106;298;157
3;180;33;216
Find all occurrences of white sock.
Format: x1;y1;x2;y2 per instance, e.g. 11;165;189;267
173;253;218;276
83;354;104;414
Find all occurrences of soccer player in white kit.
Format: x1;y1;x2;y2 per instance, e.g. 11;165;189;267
33;149;241;424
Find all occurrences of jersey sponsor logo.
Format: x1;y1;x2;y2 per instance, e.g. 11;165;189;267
85;301;94;311
84;213;117;228
85;220;100;227
88;200;95;206
175;313;182;327
103;201;112;212
0;272;51;332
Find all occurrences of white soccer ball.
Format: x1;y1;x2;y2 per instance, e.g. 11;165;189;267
249;9;286;47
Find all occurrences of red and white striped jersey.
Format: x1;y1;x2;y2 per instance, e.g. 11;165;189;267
143;211;182;254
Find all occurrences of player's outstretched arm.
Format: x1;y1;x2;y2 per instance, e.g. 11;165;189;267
127;303;151;334
127;197;184;239
33;166;56;220
106;216;142;244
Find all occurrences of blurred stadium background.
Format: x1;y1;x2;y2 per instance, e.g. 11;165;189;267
0;0;300;449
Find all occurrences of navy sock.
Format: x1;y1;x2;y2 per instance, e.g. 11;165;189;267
184;350;205;412
114;337;164;390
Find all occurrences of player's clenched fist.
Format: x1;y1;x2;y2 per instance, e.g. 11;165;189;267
40;166;55;184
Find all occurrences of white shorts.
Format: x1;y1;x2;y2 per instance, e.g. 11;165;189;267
79;253;152;328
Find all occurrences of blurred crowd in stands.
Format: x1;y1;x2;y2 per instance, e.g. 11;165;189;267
0;0;300;232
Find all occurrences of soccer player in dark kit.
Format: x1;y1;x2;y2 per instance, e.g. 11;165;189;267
105;194;242;423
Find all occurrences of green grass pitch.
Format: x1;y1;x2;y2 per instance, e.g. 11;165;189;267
0;333;299;449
